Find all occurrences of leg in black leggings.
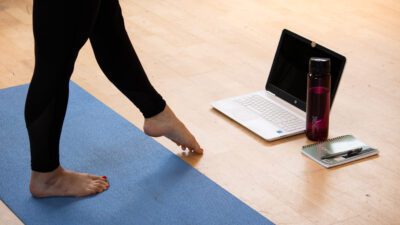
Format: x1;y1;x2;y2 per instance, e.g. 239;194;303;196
25;0;165;173
90;1;166;118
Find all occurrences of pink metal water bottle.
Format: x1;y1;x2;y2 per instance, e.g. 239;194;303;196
306;58;331;141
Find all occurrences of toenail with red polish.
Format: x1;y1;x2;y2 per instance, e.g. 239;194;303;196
102;176;107;179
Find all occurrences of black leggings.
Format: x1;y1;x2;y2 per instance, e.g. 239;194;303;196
25;0;166;172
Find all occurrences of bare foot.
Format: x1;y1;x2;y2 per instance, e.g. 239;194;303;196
30;166;109;198
143;105;204;154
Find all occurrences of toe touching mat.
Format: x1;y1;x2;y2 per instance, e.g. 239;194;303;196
0;82;274;225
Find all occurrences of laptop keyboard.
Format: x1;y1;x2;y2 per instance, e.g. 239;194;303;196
235;95;305;132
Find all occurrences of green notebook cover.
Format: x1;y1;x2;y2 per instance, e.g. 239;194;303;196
302;135;379;168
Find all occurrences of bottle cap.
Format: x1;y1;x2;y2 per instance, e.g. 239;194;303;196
309;57;331;75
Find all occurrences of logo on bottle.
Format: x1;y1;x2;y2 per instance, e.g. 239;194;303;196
312;116;319;130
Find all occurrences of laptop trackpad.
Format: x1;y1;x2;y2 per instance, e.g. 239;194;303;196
218;103;260;122
230;109;259;121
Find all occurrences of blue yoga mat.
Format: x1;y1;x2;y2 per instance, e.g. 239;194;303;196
0;82;274;225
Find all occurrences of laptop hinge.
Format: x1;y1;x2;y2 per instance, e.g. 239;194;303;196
266;91;276;96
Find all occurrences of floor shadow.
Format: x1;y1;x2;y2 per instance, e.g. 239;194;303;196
178;151;203;167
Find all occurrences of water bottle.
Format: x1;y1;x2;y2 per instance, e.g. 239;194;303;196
306;57;331;141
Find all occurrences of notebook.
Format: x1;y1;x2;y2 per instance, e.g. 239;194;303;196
302;135;379;168
211;29;346;141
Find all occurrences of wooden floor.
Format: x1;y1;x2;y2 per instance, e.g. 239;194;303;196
1;0;400;224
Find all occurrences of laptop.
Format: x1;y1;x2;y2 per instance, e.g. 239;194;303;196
212;29;346;141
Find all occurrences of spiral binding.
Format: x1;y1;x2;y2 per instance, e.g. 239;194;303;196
302;135;351;149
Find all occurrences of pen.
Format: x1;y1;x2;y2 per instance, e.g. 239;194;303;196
321;147;363;160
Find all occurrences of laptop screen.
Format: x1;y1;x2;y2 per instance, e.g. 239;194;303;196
266;29;346;111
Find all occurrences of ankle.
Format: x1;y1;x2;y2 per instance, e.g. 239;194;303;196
30;167;64;197
31;166;63;185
